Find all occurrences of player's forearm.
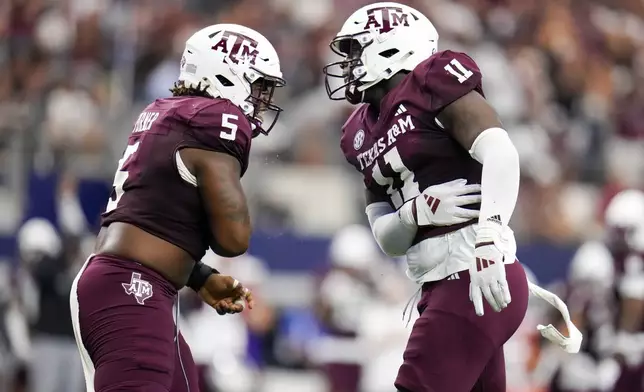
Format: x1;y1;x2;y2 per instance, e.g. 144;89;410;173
205;176;251;256
366;202;416;256
469;128;520;226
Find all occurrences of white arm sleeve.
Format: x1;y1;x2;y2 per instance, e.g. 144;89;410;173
365;202;417;257
469;128;520;226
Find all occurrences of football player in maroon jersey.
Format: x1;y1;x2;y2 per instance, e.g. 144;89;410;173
324;3;528;391
69;24;284;392
603;190;644;392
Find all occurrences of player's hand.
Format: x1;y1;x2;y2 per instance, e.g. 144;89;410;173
469;223;511;316
198;274;254;315
399;179;480;227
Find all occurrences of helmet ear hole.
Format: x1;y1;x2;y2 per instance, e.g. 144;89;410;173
379;49;399;58
215;75;234;87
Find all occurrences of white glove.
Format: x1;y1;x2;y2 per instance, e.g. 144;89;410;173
528;282;583;354
469;223;512;316
398;179;480;227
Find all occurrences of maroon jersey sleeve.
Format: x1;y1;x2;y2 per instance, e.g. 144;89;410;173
178;99;253;176
415;50;484;114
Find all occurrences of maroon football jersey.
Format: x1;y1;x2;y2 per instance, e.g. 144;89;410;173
102;97;253;260
341;50;484;243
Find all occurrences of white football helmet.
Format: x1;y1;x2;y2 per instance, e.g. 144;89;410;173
329;224;381;270
605;189;644;250
569;241;615;287
605;189;644;228
323;2;438;103
17;218;62;264
178;24;285;135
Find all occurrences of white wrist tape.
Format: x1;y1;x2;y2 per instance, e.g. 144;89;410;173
397;199;416;226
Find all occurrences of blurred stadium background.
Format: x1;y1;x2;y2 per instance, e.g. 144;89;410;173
1;0;643;391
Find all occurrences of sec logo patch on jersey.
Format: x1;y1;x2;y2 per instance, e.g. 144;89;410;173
353;129;365;150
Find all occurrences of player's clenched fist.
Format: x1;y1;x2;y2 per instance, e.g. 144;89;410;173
398;179;481;227
198;275;254;315
469;222;512;316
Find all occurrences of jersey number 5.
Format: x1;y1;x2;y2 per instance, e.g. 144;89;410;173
105;141;140;213
444;58;473;84
372;147;420;209
220;113;238;141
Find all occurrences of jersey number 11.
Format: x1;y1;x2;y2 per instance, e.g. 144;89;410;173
371;147;420;209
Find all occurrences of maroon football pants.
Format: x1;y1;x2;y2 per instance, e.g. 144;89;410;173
71;254;199;392
395;262;529;392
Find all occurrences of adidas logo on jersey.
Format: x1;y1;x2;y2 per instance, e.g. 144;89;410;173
395;104;408;116
486;215;502;226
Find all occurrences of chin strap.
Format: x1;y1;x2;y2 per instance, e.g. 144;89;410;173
528;282;583;354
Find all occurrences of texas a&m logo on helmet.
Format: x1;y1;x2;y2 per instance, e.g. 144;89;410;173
210;31;260;65
363;6;419;34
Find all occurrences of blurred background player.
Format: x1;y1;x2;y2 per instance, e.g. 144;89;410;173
69;23;281;392
17;218;84;392
312;225;389;392
603;190;644;392
312;225;379;392
0;244;29;392
325;2;529;391
311;224;415;392
532;190;644;392
543;241;617;392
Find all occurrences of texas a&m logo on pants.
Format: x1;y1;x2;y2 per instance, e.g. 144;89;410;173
210;31;260;65
363;6;419;34
122;272;153;305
